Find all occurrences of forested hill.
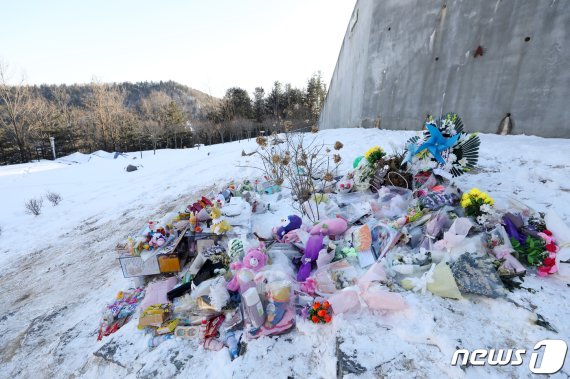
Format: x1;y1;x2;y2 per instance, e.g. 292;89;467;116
31;81;218;119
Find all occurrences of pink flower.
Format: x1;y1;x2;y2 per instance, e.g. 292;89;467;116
537;266;551;277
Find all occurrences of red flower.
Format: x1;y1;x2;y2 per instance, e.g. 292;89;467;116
317;310;326;317
537;266;550;277
324;315;332;323
311;315;319;323
546;243;557;253
543;257;556;267
322;301;330;309
312;302;321;310
543;230;553;236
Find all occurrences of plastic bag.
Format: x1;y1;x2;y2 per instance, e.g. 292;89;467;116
361;284;406;311
312;260;360;296
374;186;412;219
451;253;505;298
544;211;570;281
191;276;230;312
384;247;432;276
242;276;295;339
358;261;387;291
433;218;472;252
486;224;526;277
328;288;361;314
401;262;463;300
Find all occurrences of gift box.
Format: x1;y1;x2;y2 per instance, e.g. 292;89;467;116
158;253;182;273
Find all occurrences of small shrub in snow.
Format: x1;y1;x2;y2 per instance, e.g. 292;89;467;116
46;191;63;206
25;197;43;216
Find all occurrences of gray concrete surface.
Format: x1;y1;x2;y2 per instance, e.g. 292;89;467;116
319;0;570;138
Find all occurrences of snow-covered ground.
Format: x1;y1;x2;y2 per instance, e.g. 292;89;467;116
0;128;569;378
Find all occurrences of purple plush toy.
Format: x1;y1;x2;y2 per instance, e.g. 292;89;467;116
297;234;324;282
275;215;303;241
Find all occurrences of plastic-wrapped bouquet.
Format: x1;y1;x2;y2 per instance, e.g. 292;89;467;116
460;188;495;225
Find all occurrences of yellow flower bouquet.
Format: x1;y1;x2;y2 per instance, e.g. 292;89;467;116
364;146;385;165
460;188;494;219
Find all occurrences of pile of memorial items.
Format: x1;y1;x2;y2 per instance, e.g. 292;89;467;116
99;113;570;359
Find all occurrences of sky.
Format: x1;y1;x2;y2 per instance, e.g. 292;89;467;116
1;0;356;98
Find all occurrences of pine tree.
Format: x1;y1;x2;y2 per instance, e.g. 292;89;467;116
305;72;327;124
253;87;265;123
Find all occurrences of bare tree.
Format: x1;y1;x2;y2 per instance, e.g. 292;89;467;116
85;81;128;151
0;61;32;162
140;91;171;154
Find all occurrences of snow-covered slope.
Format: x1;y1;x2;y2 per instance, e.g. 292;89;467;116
0;129;569;378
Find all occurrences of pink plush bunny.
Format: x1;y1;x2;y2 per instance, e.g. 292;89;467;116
309;216;348;237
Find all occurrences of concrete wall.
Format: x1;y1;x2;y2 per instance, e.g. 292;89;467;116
319;0;570;138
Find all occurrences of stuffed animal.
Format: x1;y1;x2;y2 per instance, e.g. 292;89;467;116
227;245;268;291
228;238;245;261
187;196;213;214
274;215;303;241
149;232;166;248
210;205;232;235
309;217;348;237
336;177;354;194
297;234;324;282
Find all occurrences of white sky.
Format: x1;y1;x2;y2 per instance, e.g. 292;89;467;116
1;0;356;98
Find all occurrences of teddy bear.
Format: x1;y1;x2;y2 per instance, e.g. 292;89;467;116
210;205;232;235
227;245;268;292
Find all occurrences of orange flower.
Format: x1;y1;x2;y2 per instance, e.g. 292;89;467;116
322;301;330;309
311;315;319;323
324;315;332;323
317;310;326;317
312;302;321;310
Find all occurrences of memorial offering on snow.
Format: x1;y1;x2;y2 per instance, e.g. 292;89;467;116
100;113;567;361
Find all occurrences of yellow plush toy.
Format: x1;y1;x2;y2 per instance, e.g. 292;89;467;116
210;205;232;235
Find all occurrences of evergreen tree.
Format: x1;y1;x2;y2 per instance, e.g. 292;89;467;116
224;87;253;119
265;81;283;118
253;87;265;123
305;72;327;124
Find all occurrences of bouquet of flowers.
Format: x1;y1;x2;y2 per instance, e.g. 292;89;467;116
503;213;559;276
308;301;332;324
460;188;495;225
364;146;386;165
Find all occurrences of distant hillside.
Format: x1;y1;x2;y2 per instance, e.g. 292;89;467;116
33;80;219;120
